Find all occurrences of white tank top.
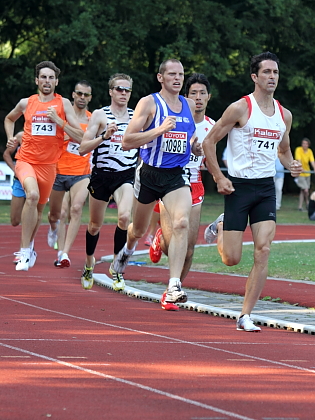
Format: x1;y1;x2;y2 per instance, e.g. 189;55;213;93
186;115;215;183
226;93;286;179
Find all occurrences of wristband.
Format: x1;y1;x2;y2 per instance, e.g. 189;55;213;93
102;133;110;140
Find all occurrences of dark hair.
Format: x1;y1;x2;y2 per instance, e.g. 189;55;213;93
250;52;279;76
74;80;92;91
185;73;211;96
158;59;182;75
35;61;60;78
302;137;311;147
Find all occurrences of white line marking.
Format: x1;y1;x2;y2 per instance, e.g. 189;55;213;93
1;295;314;374
0;341;256;420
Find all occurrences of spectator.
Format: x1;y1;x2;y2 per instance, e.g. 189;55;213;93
294;138;315;211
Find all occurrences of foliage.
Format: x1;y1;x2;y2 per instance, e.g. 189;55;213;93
2;0;315;152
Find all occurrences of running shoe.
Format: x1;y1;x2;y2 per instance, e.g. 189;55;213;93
204;213;224;244
144;234;153;247
109;263;125;291
81;258;95;290
16;249;30;271
113;246;133;273
236;314;261;332
164;280;187;304
54;252;71;268
149;228;162;263
13;251;21;264
160;291;179;311
29;250;37;268
48;220;60;248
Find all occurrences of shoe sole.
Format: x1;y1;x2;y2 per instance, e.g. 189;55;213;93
237;327;261;332
58;259;70;268
161;303;179;311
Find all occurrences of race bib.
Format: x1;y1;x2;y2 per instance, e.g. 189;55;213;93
31;122;56;136
109;133;124;155
67;141;80;156
251;128;280;154
161;131;187;154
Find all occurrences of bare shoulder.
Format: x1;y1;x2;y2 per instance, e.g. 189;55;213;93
281;106;292;126
135;94;155;112
185;97;196;113
222;97;249;125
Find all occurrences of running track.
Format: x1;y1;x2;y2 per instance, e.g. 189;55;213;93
1;224;315;420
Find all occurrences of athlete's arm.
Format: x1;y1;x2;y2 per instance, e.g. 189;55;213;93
203;99;247;195
278;108;302;177
2;132;23;174
4;99;28;148
47;98;83;143
122;95;176;150
79;109;117;155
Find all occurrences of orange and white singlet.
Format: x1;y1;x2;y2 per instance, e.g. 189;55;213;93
57;110;92;176
16;94;66;165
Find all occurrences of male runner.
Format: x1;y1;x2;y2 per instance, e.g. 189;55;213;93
4;61;83;271
47;80;92;268
149;73;215;310
113;59;201;305
203;52;302;331
79;73;138;291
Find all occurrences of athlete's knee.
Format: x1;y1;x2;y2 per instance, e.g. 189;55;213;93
70;202;83;218
88;222;101;236
254;244;271;264
11;216;21;227
25;190;40;205
172;215;189;233
117;212;131;230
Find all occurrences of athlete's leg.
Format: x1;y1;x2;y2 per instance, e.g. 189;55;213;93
113;183;134;256
10;196;25;227
62;178;89;255
240;220;276;315
162;186;191;279
58;191;71;252
126;197;156;250
85;194;108;267
20;176;41;248
48;189;65;231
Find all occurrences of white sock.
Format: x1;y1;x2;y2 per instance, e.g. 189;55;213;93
168;277;181;288
30;240;34;250
125;244;137;255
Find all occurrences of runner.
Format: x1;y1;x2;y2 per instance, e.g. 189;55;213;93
203;52;302;331
79;73;138;290
149;73;215;310
113;59;201;306
4;61;83;271
47;80;93;268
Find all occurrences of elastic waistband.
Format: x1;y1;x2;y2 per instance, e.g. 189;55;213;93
141;162;183;174
228;175;274;185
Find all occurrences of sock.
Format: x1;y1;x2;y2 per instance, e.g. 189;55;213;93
114;226;127;255
30;239;34;250
168;277;181;288
86;230;99;256
124;244;136;255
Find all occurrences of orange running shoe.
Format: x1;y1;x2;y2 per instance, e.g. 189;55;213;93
149;228;162;263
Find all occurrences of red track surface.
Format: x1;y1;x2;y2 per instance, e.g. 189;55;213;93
1;224;315;420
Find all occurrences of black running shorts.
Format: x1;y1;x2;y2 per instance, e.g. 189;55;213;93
224;176;276;231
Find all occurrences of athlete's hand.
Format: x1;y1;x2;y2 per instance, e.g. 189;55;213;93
46;106;60;123
6;137;18;149
103;122;118;139
160;116;177;133
191;137;203;156
216;177;235;195
289;160;302;177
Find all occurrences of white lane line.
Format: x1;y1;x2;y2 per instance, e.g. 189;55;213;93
0;341;256;420
1;295;315;374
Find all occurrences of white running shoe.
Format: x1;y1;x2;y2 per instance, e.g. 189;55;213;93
29;250;37;268
13;251;21;264
204;213;224;244
16;249;30;271
164;280;187;304
54;252;71;268
48;220;60;248
113;245;136;273
109;263;126;291
236;314;261;332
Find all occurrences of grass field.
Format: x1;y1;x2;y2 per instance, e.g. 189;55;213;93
0;192;312;225
1;192;314;282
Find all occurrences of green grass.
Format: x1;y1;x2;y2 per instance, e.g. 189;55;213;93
0;192;311;225
1;192;313;282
